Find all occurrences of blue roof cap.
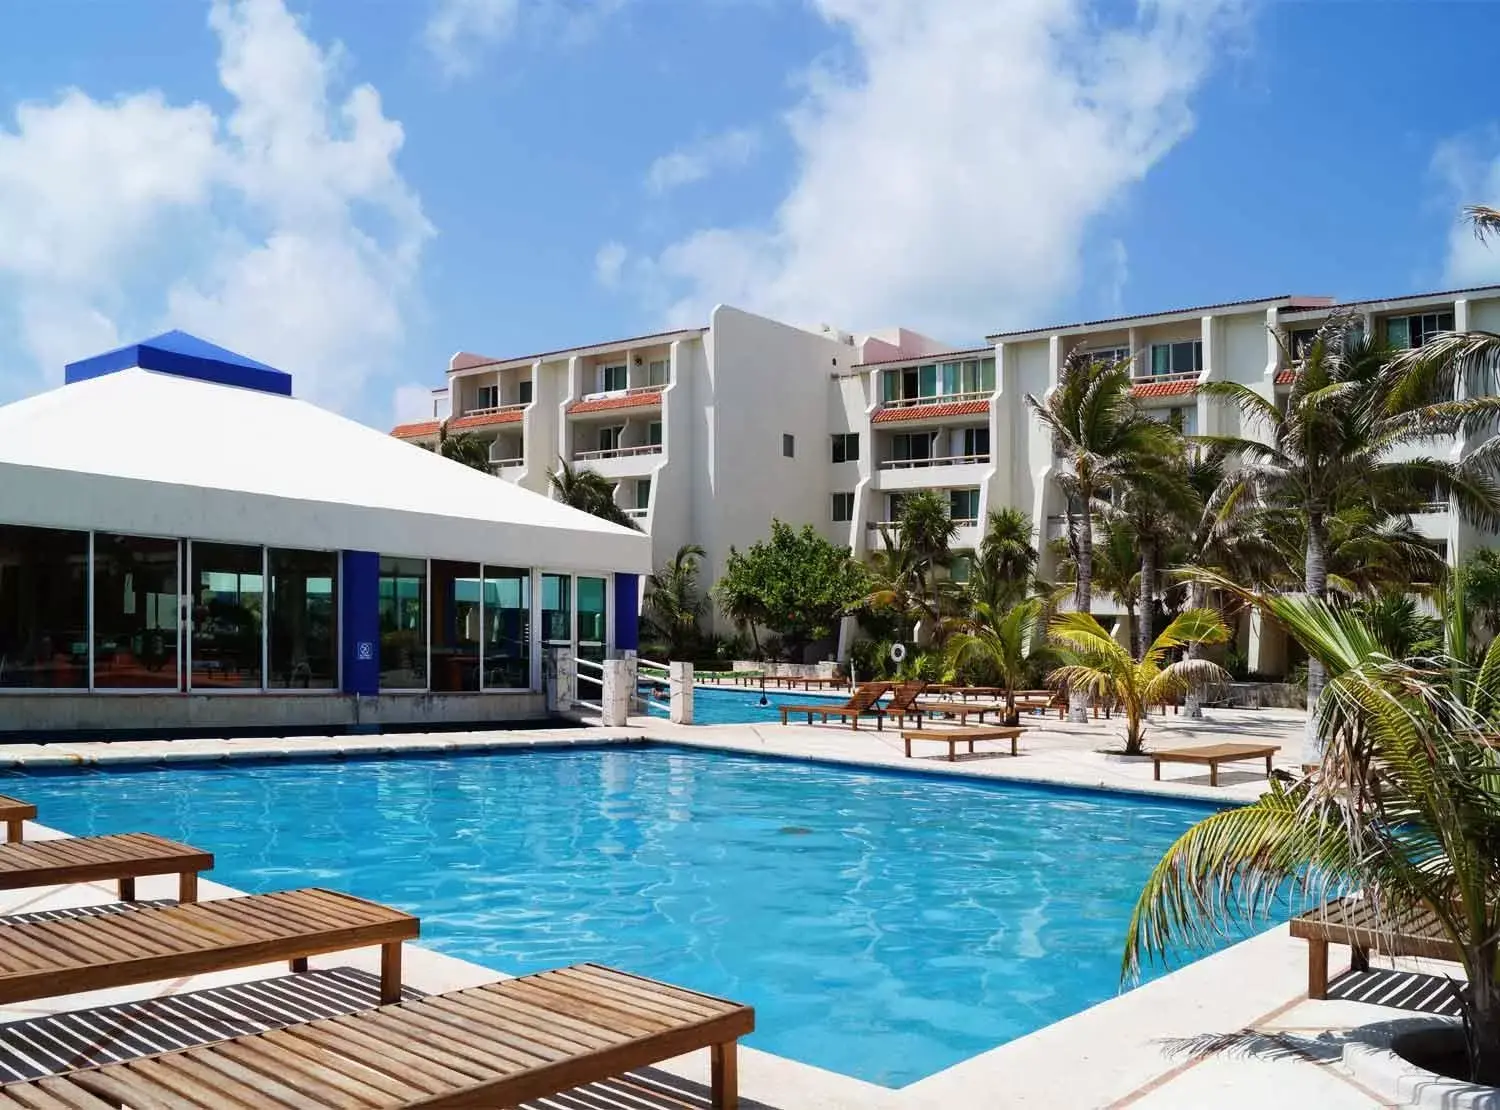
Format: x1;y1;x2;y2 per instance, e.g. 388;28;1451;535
64;330;292;396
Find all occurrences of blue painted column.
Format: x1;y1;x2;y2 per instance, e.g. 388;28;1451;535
342;551;380;696
613;573;640;654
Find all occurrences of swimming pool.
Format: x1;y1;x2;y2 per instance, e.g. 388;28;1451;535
7;747;1262;1087
642;684;848;725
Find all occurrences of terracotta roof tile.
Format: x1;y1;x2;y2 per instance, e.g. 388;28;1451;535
450;409;524;430
1130;379;1197;399
567;389;664;415
391;420;439;439
1274;369;1296;385
872;399;990;423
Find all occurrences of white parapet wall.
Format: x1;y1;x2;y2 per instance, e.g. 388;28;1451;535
669;662;694;724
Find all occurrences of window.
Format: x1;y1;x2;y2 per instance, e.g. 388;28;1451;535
881;370;902;403
598;425;623;453
483;566;530;689
647;421;663;447
634;477;652;511
979;357;996;392
783;433;795;458
0;525;88;689
831;492;854;522
188;543;264;690
517;379;533;405
600;364;628;392
1149;340;1202;377
891;432;936;462
474;384;498;410
1165;407;1198;437
647;359;669;386
93;533;178;690
541;573;571;647
949;488;980;523
268;549;337;689
430;560;481;693
959;427;990;459
1088;346;1131;366
1386;311;1454;350
948;554;973;584
378;556;427;690
1286;328;1319;358
831;433;859;464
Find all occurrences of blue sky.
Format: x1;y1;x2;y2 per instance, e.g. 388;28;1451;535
0;0;1497;429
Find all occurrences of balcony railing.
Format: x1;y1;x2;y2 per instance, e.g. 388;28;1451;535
878;453;990;470
1417;500;1449;513
464;401;529;418
1131;370;1199;385
488;455;524;470
573;444;664;462
623;507;649;520
878;390;991;410
578;384;665;404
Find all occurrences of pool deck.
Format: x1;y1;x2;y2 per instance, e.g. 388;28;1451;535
0;708;1451;1108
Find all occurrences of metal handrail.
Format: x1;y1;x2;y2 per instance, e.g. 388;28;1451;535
463;401;529;417
573;444;664;461
488;456;524;468
877;453;989;470
878;390;991;410
579;384;665;403
1131;370;1199;384
623;507;649;519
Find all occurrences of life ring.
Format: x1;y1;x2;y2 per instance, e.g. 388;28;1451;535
889;642;907;663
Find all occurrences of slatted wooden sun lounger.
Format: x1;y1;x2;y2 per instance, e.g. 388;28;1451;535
911;699;1006;724
0;887;417;1006
1291;895;1456;999
0;797;35;844
0;832;212;903
0;962;754;1109
1151;742;1279;787
902;726;1024;761
779;681;892;729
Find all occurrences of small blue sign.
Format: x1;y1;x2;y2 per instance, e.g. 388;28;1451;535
356;641;374;661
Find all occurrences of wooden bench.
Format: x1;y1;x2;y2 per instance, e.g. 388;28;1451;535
0;796;36;843
902;726;1024;761
0;886;417;1006
0;832;212;903
1291;896;1455;999
1151;743;1279;786
0;962;754;1109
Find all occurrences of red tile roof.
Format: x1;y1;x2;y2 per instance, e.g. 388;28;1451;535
1274;369;1296;385
872;399;990;423
391;420;439;439
567;389;664;415
1130;379;1197;399
450;409;524;430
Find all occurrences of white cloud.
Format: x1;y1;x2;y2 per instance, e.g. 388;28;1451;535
594;240;628;288
424;0;519;78
1433;130;1500;286
0;0;432;411
392;381;439;426
1102;239;1130;316
645;127;761;194
629;0;1244;339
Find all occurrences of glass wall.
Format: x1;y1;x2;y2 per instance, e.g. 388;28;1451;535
576;576;608;702
378;557;428;690
94;533;179;689
431;560;481;693
189;543;264;689
483;566;530;689
268;549;338;689
541;573;571;651
0;525;88;689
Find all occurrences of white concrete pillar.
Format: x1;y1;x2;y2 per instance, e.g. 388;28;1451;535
601;658;637;726
669;661;694;725
547;647;574;713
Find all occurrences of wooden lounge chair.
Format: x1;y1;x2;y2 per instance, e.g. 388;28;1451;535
0;887;416;1006
902;726;1024;761
0;832;212;903
1151;742;1279;787
0;962;754;1109
1291;895;1455;999
778;681;891;729
0;796;35;843
910;698;1005;725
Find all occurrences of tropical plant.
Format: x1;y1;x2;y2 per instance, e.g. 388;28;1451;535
972;507;1038;611
1108;453;1196;661
897;490;958;637
945;598;1053;725
548;458;641;530
420;421;494;473
1051;522;1139;641
1048;608;1231;755
1201;314;1500;761
644;544;708;660
1124;590;1500;1085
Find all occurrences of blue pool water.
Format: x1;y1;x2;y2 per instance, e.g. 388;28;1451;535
643;685;848;724
7;747;1259;1087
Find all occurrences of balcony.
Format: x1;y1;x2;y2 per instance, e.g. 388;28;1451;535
573;443;662;463
450;401;527;432
873;453;991;492
1130;371;1199;401
568;385;664;416
865;518;980;548
571;442;663;479
873;391;991;424
623;507;649;522
877;452;990;470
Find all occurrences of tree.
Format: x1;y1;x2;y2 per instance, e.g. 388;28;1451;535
644;544;708;660
1124;590;1500;1084
896;490;958;638
1201;314;1500;763
714;521;868;660
1048;608;1231;755
974;507;1039;611
419;421;494;474
945;598;1053;725
548;458;641;531
1109;454;1195;661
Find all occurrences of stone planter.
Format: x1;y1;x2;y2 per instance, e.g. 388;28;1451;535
1099;751;1154;764
1343;1018;1500;1109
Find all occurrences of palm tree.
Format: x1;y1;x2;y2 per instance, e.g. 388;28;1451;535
945;598;1052;725
1109;454;1195;661
974;507;1038;604
1467;203;1500;242
1048;608;1231;755
548;458;641;531
863;527;947;644
418;421;494;473
896;490;958;637
1202;315;1500;762
1124;591;1500;1084
644;544;708;659
1052;521;1139;644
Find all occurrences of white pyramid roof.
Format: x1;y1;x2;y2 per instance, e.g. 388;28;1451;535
0;367;651;574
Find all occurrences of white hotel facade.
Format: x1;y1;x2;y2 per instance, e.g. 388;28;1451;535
394;285;1500;672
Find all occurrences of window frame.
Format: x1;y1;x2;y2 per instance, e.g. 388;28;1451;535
831;492;854;523
783;433;795;458
831;432;859;464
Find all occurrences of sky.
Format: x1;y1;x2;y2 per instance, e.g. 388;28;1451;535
0;0;1498;430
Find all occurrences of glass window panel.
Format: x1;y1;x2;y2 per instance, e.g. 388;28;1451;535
483;566;531;689
831;434;844;464
268;549;338;690
576;575;607;701
980;357;996;392
882;370;901;402
0;525;88;689
846;433;858;462
1386;316;1410;349
917;364;937;397
902;368;919;399
647;359;669;386
635;477;652;510
94;533;179;690
949;555;973;583
431;560;481;693
601;365;627;391
648;421;663;446
1151;344;1170;375
541;573;571;646
517;379;533;404
378;556;427;690
783;434;795;458
938;362;960;396
189;543;264;690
